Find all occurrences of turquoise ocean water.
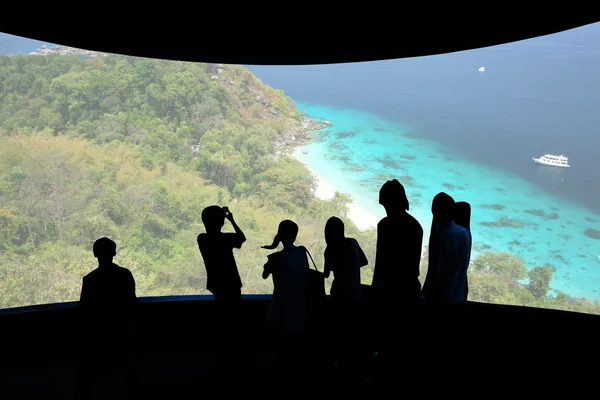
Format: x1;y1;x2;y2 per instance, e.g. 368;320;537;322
294;101;600;301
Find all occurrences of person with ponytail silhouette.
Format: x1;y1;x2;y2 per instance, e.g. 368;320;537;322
261;220;310;393
262;220;309;338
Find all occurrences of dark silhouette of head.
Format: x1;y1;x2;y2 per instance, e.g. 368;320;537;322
325;216;345;247
432;192;455;224
454;201;471;230
379;179;409;215
202;205;225;233
263;220;299;250
93;237;116;265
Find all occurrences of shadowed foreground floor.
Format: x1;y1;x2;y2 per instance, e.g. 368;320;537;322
0;351;381;399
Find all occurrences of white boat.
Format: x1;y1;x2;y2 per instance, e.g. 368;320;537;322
532;154;570;168
478;66;485;72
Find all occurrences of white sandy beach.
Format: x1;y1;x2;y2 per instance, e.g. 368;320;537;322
310;170;380;230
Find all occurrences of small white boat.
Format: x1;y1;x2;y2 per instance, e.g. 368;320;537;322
478;66;485;72
532;154;570;168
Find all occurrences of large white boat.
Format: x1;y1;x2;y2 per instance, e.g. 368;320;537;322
532;154;570;168
478;66;486;72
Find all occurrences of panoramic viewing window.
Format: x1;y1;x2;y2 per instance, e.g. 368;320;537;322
0;24;599;313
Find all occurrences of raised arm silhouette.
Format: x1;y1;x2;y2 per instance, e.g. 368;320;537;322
196;205;246;393
197;205;246;303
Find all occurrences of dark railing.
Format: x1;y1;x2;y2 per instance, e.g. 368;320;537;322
1;295;599;396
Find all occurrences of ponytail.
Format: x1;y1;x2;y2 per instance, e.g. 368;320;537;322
261;234;281;250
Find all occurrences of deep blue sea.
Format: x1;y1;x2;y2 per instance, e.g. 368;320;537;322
2;27;600;300
246;23;600;300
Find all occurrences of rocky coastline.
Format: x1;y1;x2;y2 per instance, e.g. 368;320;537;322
28;44;106;58
274;115;331;156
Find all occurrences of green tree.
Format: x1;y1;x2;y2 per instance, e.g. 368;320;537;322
528;265;553;299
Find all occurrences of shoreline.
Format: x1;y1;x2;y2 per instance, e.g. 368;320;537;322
291;103;600;301
291;140;432;234
285;115;382;231
298;156;380;230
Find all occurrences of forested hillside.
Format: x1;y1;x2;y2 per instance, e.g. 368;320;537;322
0;53;598;314
0;54;376;308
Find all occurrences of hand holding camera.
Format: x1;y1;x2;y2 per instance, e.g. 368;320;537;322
222;206;233;221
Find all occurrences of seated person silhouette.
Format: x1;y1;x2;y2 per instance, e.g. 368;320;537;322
197;205;246;344
76;237;138;399
422;193;470;305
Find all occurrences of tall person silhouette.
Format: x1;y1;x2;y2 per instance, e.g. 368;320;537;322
76;237;138;399
372;179;423;306
372;179;423;389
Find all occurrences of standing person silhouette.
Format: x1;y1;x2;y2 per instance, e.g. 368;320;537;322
372;179;423;307
372;179;423;390
323;216;368;371
421;194;471;382
197;205;246;389
261;220;309;394
453;201;472;303
75;237;138;399
450;201;472;366
197;205;246;309
422;193;470;305
80;237;137;311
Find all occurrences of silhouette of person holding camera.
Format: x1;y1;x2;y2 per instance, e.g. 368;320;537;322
197;205;246;387
197;205;246;304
